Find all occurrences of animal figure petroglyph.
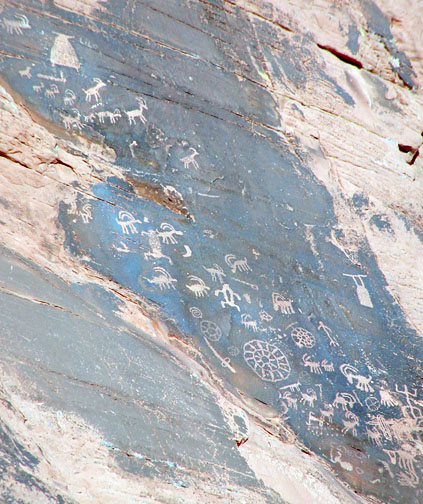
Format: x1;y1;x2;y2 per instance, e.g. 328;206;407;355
142;230;172;264
45;84;60;98
125;97;148;125
281;391;298;410
259;310;273;322
333;392;356;411
300;388;317;408
320;403;334;423
145;267;177;290
225;254;251;274
97;108;121;124
203;264;226;284
3;14;31;35
280;381;301;392
317;320;339;346
84;112;96;123
60;109;85;131
18;66;31;78
116;211;141;235
157;222;183;244
83;78;106;103
241;313;258;332
80;203;92;224
215;283;241;311
180;147;199;170
186;275;210;297
340;363;374;392
64;89;76;105
33;83;44;93
302;354;322;374
272;292;294;314
342;411;359;437
366;427;382;446
384;447;418;481
321;359;334;372
307;412;323;428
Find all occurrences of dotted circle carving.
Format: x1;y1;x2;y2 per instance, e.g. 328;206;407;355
200;320;222;341
291;327;315;348
243;340;291;382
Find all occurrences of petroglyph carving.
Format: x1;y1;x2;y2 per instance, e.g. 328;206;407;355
241;313;258;332
343;273;373;308
280;381;301;392
116;210;142;235
379;388;399;407
367;415;393;441
243;340;291;382
333;392;356;411
215;283;241;310
33;83;44;93
186;275;210;297
83;78;106;103
129;140;137;158
80;203;92;224
231;278;259;290
3;14;31;35
384;446;418;482
342;411;359;437
300;388;317;408
125;97;148;125
64;89;76;105
225;254;251;274
203;264;226;284
321;359;334;372
97;108;121;124
330;447;353;472
45;84;60;98
204;337;235;373
340;364;374;392
272;292;294;314
259;310;273;322
113;241;130;253
200;320;222;341
51;33;80;70
366;427;382;446
280;391;298;409
182;245;192;258
307;412;323;429
157;223;183;244
145;267;177;290
84;112;96;123
189;306;202;319
180;147;199;170
317;321;339;346
302;353;322;374
291;327;315;348
18;66;32;78
365;396;380;412
320;403;334;423
142;230;172;264
60;108;84;131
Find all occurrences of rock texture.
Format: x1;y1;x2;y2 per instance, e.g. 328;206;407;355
0;1;422;503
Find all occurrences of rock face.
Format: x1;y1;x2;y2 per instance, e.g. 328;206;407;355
0;1;422;503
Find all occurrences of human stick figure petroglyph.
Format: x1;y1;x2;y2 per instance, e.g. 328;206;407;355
343;273;373;308
215;283;241;310
340;364;374;392
145;267;177;290
3;14;31;35
180;147;199;170
125;97;148;125
116;210;142;235
142;230;172;264
317;321;339;346
203;337;235;373
186;275;210;297
203;264;226;284
225;254;251;274
272;292;294;314
244;340;291;382
83;78;106;103
157;223;183;244
129;140;138;158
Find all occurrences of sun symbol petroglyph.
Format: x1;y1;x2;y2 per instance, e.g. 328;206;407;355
243;340;291;382
200;320;222;341
225;254;251;274
291;327;315;348
186;275;210;297
272;292;294;314
189;307;202;319
116;210;142;235
215;283;241;311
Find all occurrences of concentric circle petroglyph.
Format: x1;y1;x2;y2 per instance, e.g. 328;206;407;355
200;320;222;341
243;340;291;382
